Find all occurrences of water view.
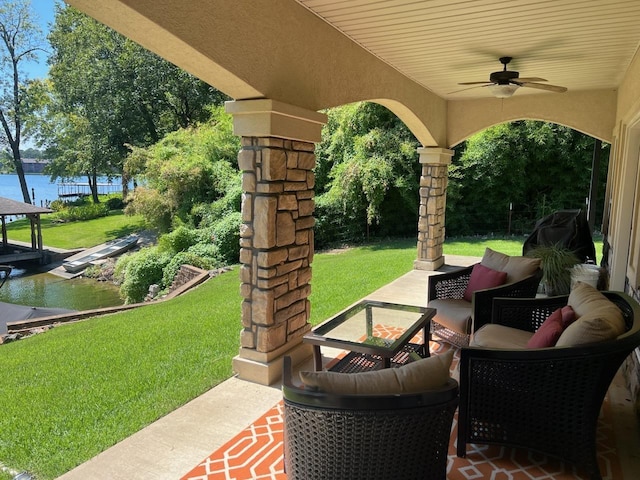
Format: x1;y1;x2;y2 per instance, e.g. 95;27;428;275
0;267;122;311
0;173;124;206
1;174;127;329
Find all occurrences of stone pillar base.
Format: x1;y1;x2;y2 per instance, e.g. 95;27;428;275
414;257;445;271
233;340;313;385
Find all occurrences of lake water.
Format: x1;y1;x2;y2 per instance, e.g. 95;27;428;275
1;174;126;319
0;173;124;206
0;267;122;312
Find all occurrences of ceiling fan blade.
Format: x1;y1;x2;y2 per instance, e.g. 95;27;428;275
458;81;491;85
448;84;491;94
518;81;567;93
516;77;547;82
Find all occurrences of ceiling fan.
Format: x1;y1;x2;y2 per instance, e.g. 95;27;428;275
456;57;568;98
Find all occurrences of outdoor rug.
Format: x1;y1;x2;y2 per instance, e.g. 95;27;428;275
181;337;623;480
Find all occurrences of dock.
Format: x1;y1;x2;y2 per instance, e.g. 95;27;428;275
57;182;123;198
51;235;139;279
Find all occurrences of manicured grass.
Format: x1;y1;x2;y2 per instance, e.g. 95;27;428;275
0;271;241;479
443;234;604;261
0;241;420;478
310;238;417;324
0;234;606;478
5;211;146;249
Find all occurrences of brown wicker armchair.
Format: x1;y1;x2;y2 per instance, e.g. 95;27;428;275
457;291;640;480
428;262;542;346
282;356;458;480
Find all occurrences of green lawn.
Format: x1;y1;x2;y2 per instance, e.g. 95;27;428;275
0;234;606;478
442;234;604;260
5;211;146;249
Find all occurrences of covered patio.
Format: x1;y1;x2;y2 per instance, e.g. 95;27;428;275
60;0;640;477
57;263;640;479
68;0;640;390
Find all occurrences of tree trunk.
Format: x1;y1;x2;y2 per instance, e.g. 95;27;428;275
121;170;129;199
12;148;31;204
88;172;100;203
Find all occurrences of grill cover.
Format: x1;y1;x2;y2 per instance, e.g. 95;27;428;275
522;209;596;263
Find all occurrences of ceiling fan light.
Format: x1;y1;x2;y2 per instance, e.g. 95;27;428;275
488;83;519;98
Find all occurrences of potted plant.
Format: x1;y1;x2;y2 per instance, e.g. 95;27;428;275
525;244;580;296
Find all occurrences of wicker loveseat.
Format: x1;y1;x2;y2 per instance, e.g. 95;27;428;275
282;355;459;480
457;286;640;480
428;248;542;346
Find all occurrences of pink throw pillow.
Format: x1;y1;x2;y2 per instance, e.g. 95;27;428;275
463;263;508;302
560;305;576;328
526;306;576;348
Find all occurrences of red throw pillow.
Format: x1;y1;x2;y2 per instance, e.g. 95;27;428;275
463;263;508;302
560;305;576;328
526;306;576;348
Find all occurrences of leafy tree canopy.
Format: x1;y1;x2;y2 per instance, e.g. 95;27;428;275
315;102;421;245
39;4;228;201
447;120;609;236
124;105;240;231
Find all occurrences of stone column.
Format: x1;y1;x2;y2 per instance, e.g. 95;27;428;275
414;147;454;271
226;99;327;385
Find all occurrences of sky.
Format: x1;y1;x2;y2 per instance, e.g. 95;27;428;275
23;0;58;80
18;0;58;148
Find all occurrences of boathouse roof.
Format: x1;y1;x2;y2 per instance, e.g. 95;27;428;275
0;196;52;216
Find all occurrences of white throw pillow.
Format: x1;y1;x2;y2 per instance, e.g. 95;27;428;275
481;247;541;283
556;282;625;346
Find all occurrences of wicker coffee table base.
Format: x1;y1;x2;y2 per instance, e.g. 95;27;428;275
328;342;426;373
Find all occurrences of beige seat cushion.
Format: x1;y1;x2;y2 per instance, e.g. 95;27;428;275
299;349;454;395
429;298;472;335
481;247;541;283
470;324;533;349
556;281;625;346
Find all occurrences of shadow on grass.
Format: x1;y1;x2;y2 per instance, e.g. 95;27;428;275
317;237;417;253
104;224;146;240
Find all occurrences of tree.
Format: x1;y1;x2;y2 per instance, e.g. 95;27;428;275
41;5;227;201
314;102;420;245
446;121;610;236
44;111;119;203
0;0;46;203
124;106;240;231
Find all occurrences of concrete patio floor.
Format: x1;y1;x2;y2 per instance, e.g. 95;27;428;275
57;255;640;480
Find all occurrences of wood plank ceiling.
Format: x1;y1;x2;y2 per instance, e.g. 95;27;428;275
296;0;640;99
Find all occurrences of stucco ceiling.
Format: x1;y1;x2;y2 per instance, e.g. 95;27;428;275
296;0;640;100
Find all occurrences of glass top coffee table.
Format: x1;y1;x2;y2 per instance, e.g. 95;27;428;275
303;300;435;373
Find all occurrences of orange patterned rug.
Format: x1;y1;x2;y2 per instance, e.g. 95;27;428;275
182;335;623;480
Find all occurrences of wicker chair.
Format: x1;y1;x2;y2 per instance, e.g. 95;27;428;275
457;291;640;480
427;263;542;346
282;356;458;480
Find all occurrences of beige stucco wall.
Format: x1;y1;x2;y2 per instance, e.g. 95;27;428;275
616;49;640;124
447;89;618;147
606;48;640;292
68;0;447;147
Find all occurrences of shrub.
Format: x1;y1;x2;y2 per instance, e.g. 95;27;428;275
161;251;217;288
187;242;220;260
211;212;242;265
118;247;171;303
190;181;242;229
54;203;109;222
158;226;199;254
113;252;133;284
82;264;103;278
124;187;173;232
49;199;67;212
105;195;125;210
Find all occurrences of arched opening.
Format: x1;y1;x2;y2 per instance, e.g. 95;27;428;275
446;120;609;250
314;101;423;249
